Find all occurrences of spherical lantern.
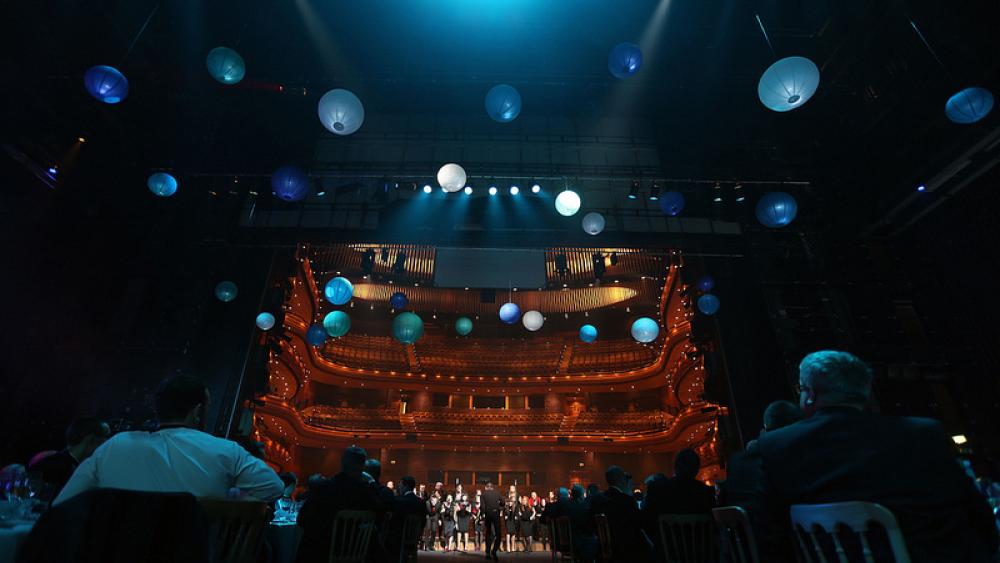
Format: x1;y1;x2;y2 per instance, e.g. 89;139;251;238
485;84;522;123
455;316;474;336
318;89;365;135
499;302;521;324
392;312;425;344
579;324;598;343
581;212;605;235
323;311;351;337
271;166;310;202
84;65;129;104
608;42;643;79
631;317;660;343
555;190;581;217
757;56;820;112
945;87;994;124
255;312;276;331
437;163;467;193
756;192;798;228
214;281;238;302
697;276;714;292
389;292;408;310
147;172;178;197
697;294;721;315
659;191;685;216
306;324;327;346
324;277;354;305
522;310;544;331
205;47;246;85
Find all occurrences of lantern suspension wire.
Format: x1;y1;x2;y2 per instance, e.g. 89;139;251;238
908;19;949;75
755;14;777;59
123;3;160;60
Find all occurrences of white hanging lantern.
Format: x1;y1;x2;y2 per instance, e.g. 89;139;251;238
437;163;467;193
317;89;365;135
581;212;605;235
757;56;820;112
522;310;544;331
555;190;581;216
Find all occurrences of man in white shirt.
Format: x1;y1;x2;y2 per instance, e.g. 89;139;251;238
55;375;283;504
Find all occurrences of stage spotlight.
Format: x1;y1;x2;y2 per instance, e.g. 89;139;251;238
510;185;520;195
422;185;433;194
734;182;745;202
464;186;473;195
628;180;640;199
713;182;723;203
77;136;86;143
531;184;541;193
917;184;926;192
47;166;57;175
649;181;660;201
610;252;619;266
592;252;606;280
489;186;498;196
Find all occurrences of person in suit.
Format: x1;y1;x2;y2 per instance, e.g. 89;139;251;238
588;466;652;562
385;476;426;562
642;449;716;561
758;350;1000;563
480;480;503;560
29;416;110;501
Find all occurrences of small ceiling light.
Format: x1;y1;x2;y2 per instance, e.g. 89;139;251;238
77;136;86;143
422;185;433;194
649;181;660;201
629;180;640;199
531;183;541;193
713;181;723;203
952;434;968;445
464;186;473;195
510;185;520;195
47;167;57;175
489;186;498;196
917;184;927;192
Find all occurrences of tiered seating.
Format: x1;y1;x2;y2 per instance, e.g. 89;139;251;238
573;410;670;434
302;406;402;431
567;339;659;373
318;335;410;372
414;341;564;376
410;410;564;435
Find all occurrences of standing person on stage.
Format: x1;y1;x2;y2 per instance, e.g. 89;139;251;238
504;497;520;553
472;499;483;551
442;493;457;551
518;495;536;552
480;480;503;561
456;494;472;551
536;498;549;551
424;495;440;551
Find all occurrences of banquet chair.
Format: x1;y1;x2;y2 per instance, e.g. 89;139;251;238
657;514;718;563
553;516;575;562
327;510;377;563
398;514;423;563
546;521;558;563
199;498;268;563
594;513;614;562
790;502;912;563
712;506;760;563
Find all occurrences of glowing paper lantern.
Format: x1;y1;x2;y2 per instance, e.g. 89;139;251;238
555;190;581;217
84;65;129;104
318;89;365;135
323;311;351;337
437;163;467;193
393;312;425;344
697;276;714;292
631;317;659;343
214;281;238;302
522;310;544;331
485;84;522;123
698;294;721;315
659;191;685;216
756;192;798;228
390;292;408;310
758;56;820;112
306;324;327;346
579;324;598;343
945;87;994;124
455;316;474;336
499;302;521;324
324;277;354;305
608;42;643;79
205;47;246;85
582;212;605;235
256;312;276;331
147;172;178;197
271;166;310;202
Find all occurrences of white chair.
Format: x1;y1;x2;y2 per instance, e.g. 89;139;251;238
712;506;760;563
790;501;911;563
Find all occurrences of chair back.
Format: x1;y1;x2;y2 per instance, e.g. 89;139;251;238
399;514;423;563
790;502;911;563
554;516;575;562
657;514;718;563
712;506;760;563
594;513;614;561
199;499;268;563
328;509;377;563
547;521;558;563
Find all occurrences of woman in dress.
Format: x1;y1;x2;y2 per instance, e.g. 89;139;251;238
504;498;519;553
455;494;472;552
424;496;440;551
537;498;549;551
441;494;457;551
518;495;536;552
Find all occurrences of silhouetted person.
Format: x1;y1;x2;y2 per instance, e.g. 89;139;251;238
386;476;426;562
480;480;503;560
643;449;715;561
296;473;324;503
364;458;394;562
30;416;110;501
588;466;651;562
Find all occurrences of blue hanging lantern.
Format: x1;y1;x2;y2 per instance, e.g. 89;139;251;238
608;43;643;79
945;87;994;124
499;302;521;324
455;317;473;336
758;56;820;112
147;172;178;197
306;324;327;346
271;166;310;202
214;281;238;302
389;292;408;310
659;191;685;216
485;84;522;123
697;276;714;292
697;294;721;315
631;317;660;343
256;312;276;331
84;65;129;104
324;277;354;305
393;312;425;344
756;192;798;228
579;324;598;343
318;89;365;135
205;47;246;85
323;311;351;337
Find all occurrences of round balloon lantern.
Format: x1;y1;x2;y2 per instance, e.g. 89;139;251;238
522;310;544;331
214;281;238;302
390;292;408;310
698;294;721;315
697;276;714;292
323;311;351;337
393;312;424;344
437;163;467;193
84;65;129;104
306;324;327;346
205;47;246;85
945;87;994;124
608;42;643;79
758;56;820;112
147;172;178;197
499;302;521;324
324;277;354;305
455;316;474;336
659;191;685;216
485;84;522;123
256;312;276;331
271;166;309;202
582;212;605;235
579;324;598;343
756;192;798;228
631;317;660;343
318;89;365;135
555;190;581;217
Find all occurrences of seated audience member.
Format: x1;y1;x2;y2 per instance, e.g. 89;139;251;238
758;350;999;563
584;483;603;510
29;416;110;500
385;476;427;560
569;484;598;560
296;473;324;503
54;376;282;504
278;472;298;499
365;458;395;506
296;446;387;563
643;449;715;561
589;466;651;562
